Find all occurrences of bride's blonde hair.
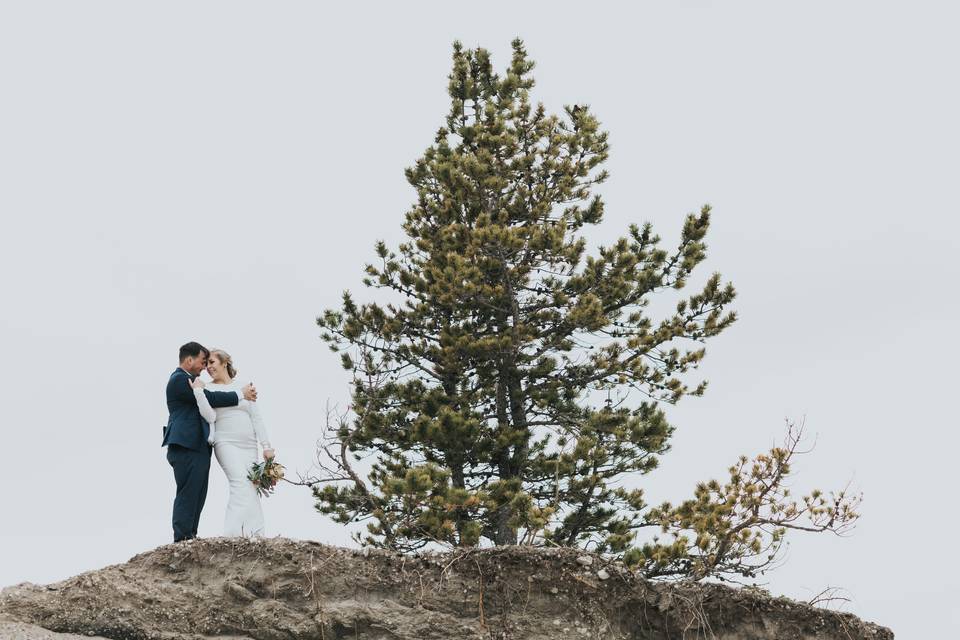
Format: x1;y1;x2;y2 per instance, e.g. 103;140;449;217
210;349;238;379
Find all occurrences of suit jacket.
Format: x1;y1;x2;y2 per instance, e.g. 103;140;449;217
162;367;240;452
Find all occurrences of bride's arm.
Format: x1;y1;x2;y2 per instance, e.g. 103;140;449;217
189;379;218;425
246;399;272;454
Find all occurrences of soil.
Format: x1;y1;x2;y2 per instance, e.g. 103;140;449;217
0;613;111;639
0;537;893;640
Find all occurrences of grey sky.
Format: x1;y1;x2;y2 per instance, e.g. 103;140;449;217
1;2;956;637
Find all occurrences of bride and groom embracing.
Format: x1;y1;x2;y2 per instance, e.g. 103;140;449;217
162;341;275;542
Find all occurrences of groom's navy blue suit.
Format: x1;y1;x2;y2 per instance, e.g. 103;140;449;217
162;367;240;542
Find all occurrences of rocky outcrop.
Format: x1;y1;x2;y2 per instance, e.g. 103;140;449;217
0;537;892;639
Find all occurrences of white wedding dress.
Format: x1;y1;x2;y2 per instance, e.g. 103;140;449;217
193;381;271;538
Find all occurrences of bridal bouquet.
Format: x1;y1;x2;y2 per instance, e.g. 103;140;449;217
248;457;285;497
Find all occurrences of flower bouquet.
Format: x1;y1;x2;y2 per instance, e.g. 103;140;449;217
248;457;285;497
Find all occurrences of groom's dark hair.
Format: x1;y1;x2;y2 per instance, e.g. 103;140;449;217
179;341;210;363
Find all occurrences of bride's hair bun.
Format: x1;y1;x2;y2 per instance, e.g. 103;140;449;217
210;348;238;379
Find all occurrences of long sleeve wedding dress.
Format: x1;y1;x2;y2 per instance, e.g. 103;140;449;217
194;382;272;538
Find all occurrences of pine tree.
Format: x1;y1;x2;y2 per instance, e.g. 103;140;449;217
314;41;858;577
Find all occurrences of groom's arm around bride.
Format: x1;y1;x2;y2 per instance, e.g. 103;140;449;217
162;349;256;452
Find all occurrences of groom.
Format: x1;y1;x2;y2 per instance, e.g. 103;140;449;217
162;341;257;542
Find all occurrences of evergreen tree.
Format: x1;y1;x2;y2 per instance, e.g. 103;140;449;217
313;40;858;577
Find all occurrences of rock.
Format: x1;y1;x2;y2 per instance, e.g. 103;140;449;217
223;581;257;602
575;555;593;567
0;615;110;639
596;569;609;580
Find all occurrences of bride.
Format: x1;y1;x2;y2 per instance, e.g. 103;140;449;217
188;349;274;538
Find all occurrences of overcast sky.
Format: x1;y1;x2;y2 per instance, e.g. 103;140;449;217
1;2;957;637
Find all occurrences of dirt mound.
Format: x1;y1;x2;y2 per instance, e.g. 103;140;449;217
0;537;892;639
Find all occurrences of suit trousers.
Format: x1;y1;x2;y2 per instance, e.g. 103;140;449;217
166;443;212;542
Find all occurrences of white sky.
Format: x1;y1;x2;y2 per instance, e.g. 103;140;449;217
2;2;957;637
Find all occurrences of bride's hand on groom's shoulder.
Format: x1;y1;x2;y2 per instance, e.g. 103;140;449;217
189;377;205;390
242;383;258;402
